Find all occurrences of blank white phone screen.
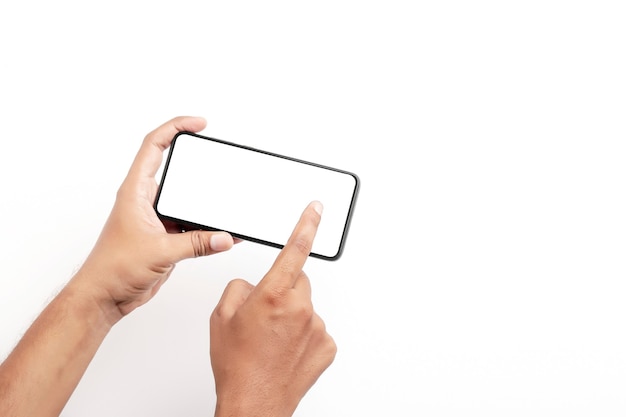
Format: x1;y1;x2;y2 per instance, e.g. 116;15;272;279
155;133;359;260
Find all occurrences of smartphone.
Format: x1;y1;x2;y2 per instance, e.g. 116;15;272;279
154;132;360;260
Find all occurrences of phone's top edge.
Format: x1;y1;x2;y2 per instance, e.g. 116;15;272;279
175;131;361;183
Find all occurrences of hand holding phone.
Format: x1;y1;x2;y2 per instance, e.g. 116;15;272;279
154;132;360;260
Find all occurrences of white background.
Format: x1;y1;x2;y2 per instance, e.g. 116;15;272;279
1;1;625;416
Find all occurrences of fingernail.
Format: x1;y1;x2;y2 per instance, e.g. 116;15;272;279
210;233;232;251
311;200;323;216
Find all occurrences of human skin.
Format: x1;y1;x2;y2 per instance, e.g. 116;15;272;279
210;200;337;417
0;117;336;417
0;117;236;417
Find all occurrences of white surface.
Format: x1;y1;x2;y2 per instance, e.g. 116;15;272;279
0;1;625;416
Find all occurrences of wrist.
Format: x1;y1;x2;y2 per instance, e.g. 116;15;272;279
67;267;125;328
214;388;296;417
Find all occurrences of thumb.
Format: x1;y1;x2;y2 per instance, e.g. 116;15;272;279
169;230;235;261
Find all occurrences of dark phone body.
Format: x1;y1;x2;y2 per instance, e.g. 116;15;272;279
154;132;360;260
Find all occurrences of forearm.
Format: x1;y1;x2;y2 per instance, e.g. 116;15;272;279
0;276;117;417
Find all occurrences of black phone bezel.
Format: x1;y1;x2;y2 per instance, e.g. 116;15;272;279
154;131;360;261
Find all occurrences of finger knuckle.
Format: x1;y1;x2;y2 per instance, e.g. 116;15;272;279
325;335;338;361
189;231;209;257
225;278;254;298
261;285;289;308
210;305;225;320
294;302;314;321
315;324;337;358
292;235;312;256
311;314;328;334
228;278;250;288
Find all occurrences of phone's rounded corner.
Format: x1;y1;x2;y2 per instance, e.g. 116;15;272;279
171;130;204;146
174;130;192;139
154;210;173;225
152;194;167;217
311;244;345;262
153;206;165;219
310;253;340;262
349;170;361;188
347;171;361;205
170;131;184;145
